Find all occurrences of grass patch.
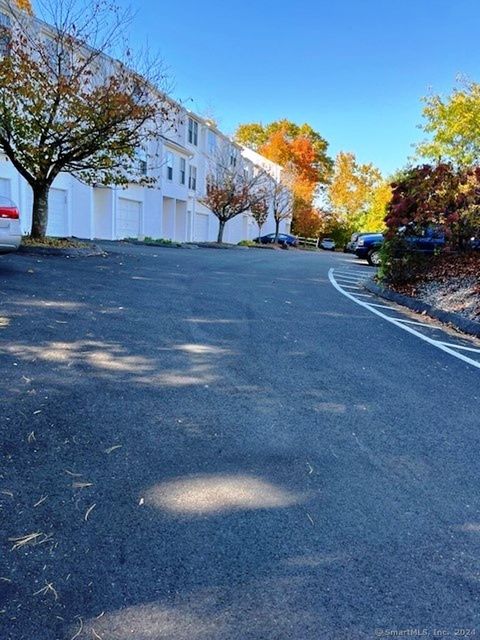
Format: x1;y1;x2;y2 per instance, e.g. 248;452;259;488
143;237;181;246
237;240;256;247
22;236;89;249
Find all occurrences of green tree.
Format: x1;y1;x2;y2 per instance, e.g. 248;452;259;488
417;80;480;167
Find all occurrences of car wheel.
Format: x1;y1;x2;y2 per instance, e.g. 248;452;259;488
367;249;381;266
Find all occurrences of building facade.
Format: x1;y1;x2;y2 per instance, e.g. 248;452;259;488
0;2;290;245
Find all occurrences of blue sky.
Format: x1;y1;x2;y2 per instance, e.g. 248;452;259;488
123;0;480;176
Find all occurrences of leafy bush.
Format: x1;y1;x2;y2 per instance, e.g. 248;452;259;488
378;237;432;284
143;236;175;245
386;164;480;251
380;163;480;283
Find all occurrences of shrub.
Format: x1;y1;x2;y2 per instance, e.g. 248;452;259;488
143;237;179;246
386;164;480;252
378;237;433;284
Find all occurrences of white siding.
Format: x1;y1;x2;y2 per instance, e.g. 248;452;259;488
0;112;288;244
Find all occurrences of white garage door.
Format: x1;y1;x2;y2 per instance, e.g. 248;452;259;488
116;198;141;239
194;213;209;242
47;189;69;237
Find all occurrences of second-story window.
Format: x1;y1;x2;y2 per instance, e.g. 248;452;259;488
166;151;174;180
188;118;198;146
189;165;197;191
208;131;217;156
136;148;147;176
180;158;186;185
230;149;237;168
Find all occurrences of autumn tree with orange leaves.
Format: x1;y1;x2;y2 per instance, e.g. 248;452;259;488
235;120;332;235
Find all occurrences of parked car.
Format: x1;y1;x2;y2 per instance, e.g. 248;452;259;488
468;236;480;250
400;225;445;253
355;226;447;266
344;232;377;253
320;237;336;251
344;232;359;253
254;233;298;246
0;196;21;254
355;233;384;266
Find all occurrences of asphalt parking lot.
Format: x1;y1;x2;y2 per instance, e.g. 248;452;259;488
1;244;479;639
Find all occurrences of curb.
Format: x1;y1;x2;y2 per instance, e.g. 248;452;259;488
123;239;184;249
121;240;245;250
192;243;247;250
19;243;106;258
364;279;480;339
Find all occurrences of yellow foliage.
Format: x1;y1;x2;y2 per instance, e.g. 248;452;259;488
328;152;382;221
14;0;32;13
362;181;391;232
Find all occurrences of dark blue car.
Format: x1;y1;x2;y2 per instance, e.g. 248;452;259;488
355;227;446;266
254;233;298;246
354;233;384;265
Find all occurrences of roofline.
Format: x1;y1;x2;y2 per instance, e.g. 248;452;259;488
0;0;280;174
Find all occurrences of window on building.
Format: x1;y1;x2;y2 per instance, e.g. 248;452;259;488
166;151;174;180
136;148;148;176
0;12;11;57
179;158;186;185
189;165;197;191
230;149;237;168
188;118;199;146
206;175;213;194
208;131;217;156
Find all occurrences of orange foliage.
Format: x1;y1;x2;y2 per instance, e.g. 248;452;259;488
14;0;32;13
258;128;321;233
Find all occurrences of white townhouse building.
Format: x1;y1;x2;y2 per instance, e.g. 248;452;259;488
0;5;291;245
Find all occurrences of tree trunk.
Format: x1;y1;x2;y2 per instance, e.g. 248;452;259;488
31;184;50;238
217;219;226;244
274;218;280;243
